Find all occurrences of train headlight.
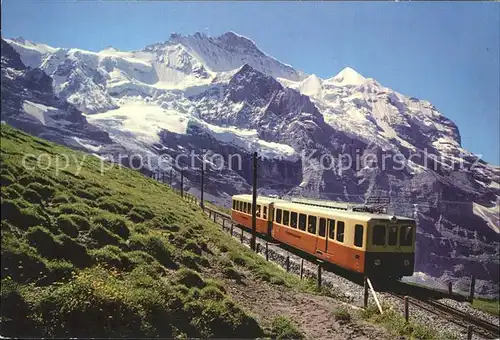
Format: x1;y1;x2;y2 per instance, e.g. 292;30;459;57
374;259;381;266
404;260;410;266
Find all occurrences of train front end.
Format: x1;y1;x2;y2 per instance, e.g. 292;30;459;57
363;217;416;279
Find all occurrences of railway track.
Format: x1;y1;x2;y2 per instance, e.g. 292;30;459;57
387;291;499;339
204;206;500;339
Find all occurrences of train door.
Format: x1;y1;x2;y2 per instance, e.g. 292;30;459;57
315;217;328;254
267;203;274;236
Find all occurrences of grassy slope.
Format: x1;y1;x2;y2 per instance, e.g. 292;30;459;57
472;298;499;316
0;124;314;338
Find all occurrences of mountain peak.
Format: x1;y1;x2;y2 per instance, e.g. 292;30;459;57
329;66;366;86
215;31;257;49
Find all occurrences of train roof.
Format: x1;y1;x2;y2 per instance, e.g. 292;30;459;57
273;201;414;222
232;194;278;204
232;194;414;222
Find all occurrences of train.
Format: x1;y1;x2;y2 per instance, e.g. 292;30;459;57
231;194;416;279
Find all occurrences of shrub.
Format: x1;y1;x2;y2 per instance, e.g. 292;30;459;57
174;268;206;289
128;210;145;223
52;193;74;204
71;187;97;200
219;244;229;253
126;250;156;265
96;198;129;214
334;307;351;323
24;268;145;337
171;234;187;247
90;245;132;270
45;260;75;284
128;206;155;222
269;316;304;340
94;213;130;239
8;183;26;195
0;173;14;186
2;187;22;200
129;234;176;268
56;215;79;237
177;251;209;270
26;183;56;200
363;307;436;339
183;240;202;256
144;215;178;230
56;234;93;268
200;286;225;301
18;174;55;187
189;299;262;338
0;278;36;337
217;257;233;269
1;199;23;223
253;267;272;282
1;235;49;283
58;202;94;217
270;276;285;286
26;226;60;259
132;223;149;234
229;253;255;268
20;206;50;229
89;225;123;248
222;267;243;282
57;214;91;236
23;189;43;204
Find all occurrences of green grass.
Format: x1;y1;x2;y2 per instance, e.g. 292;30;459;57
0;124;270;338
205;200;231;215
360;304;457;340
333;307;352;323
268;315;304;340
472;298;499;316
1;124;347;338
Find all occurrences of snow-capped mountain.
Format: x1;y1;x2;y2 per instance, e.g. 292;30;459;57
4;32;499;296
1;39;114;151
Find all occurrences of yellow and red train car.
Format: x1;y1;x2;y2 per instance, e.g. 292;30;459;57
231;194;416;278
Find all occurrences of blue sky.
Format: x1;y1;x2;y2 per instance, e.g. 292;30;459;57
2;1;499;164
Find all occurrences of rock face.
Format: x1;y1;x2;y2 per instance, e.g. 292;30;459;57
1;39;113;151
4;33;500;295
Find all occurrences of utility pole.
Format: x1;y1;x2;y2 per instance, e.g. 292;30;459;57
251;152;258;251
200;162;205;209
180;169;184;198
169;168;173;186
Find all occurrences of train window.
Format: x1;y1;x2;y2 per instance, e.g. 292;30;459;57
283;210;290;226
298;214;307;231
243;202;248;213
263;206;268;219
233;200;236;210
236;201;240;211
354;224;363;247
388;225;398;246
400;225;413;246
328;219;336;240
373;225;386;246
336;221;345;243
290;212;298;228
308;216;317;234
318;218;326;237
276;209;282;223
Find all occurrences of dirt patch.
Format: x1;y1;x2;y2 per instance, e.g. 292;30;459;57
223;274;393;340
